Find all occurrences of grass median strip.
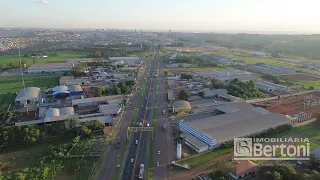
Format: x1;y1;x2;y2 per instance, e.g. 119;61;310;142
114;55;155;180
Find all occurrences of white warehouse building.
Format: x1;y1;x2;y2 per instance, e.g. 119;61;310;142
27;63;74;74
15;87;41;106
255;80;288;93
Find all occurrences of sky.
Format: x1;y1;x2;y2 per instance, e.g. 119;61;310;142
1;0;320;33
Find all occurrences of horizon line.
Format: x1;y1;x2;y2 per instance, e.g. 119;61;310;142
1;26;319;35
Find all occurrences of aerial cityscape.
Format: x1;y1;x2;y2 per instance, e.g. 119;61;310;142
0;1;320;180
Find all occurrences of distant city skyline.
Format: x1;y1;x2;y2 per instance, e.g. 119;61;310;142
1;0;320;34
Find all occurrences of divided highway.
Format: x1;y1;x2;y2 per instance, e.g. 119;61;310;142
97;53;152;180
120;51;158;180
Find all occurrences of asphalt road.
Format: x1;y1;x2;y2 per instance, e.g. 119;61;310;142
153;54;174;180
120;52;157;180
97;57;151;180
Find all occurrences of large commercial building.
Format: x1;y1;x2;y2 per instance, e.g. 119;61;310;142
51;85;84;98
27;63;74;74
179;102;290;153
15;87;41;106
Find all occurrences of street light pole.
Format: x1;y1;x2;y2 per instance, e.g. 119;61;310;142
117;155;120;167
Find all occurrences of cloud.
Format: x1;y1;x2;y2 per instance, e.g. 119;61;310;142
35;0;49;4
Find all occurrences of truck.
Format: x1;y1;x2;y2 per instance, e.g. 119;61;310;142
163;124;167;132
139;164;144;179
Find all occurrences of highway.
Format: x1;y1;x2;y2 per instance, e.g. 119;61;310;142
120;51;157;180
97;54;152;180
153;54;173;180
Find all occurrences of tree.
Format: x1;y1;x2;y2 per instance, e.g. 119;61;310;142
271;171;282;180
90;120;104;131
164;70;168;76
212;160;232;173
114;86;121;95
308;153;320;170
309;86;315;90
198;91;206;98
97;87;105;96
180;73;193;79
178;89;190;100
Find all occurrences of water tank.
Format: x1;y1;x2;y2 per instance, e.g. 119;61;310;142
177;143;182;160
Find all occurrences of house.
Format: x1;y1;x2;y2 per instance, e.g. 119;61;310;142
229;160;258;180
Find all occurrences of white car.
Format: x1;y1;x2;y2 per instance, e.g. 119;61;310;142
156;162;160;167
131;158;134;163
135;140;138;145
157;151;160;155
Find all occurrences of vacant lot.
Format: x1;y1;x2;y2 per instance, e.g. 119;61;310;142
280;73;320;81
0;75;60;111
0;51;88;67
0;138;66;172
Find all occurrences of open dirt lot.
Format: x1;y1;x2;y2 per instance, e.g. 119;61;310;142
280;73;320;81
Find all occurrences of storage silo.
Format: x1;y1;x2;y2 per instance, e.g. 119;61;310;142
177;143;182;160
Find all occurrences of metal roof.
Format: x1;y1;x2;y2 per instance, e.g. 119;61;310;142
204;89;228;97
167;90;175;100
68;85;83;92
28;63;73;69
45;107;75;117
181;133;208;148
72;95;124;106
79;115;113;124
214;102;253;113
46;108;60;117
174;100;191;110
181;104;290;144
99;104;122;115
53;85;69;95
15;87;40;101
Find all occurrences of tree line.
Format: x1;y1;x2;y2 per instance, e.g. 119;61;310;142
96;80;135;96
174;56;218;67
0;119;104;149
212;78;266;99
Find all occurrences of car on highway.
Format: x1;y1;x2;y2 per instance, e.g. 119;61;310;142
131;158;134;163
135;140;139;145
156;162;160;167
157;151;160;155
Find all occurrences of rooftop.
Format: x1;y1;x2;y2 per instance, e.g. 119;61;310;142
28;63;74;69
99;104;122;115
72;95;125;106
181;132;208;148
181;102;290;143
15;87;40;101
174;100;191;109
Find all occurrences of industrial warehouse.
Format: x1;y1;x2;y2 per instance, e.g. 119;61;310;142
178;102;290;153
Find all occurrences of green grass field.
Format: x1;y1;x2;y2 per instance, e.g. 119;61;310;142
0;75;60;111
312;134;320;141
213;51;299;67
178;148;233;168
0;51;88;67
